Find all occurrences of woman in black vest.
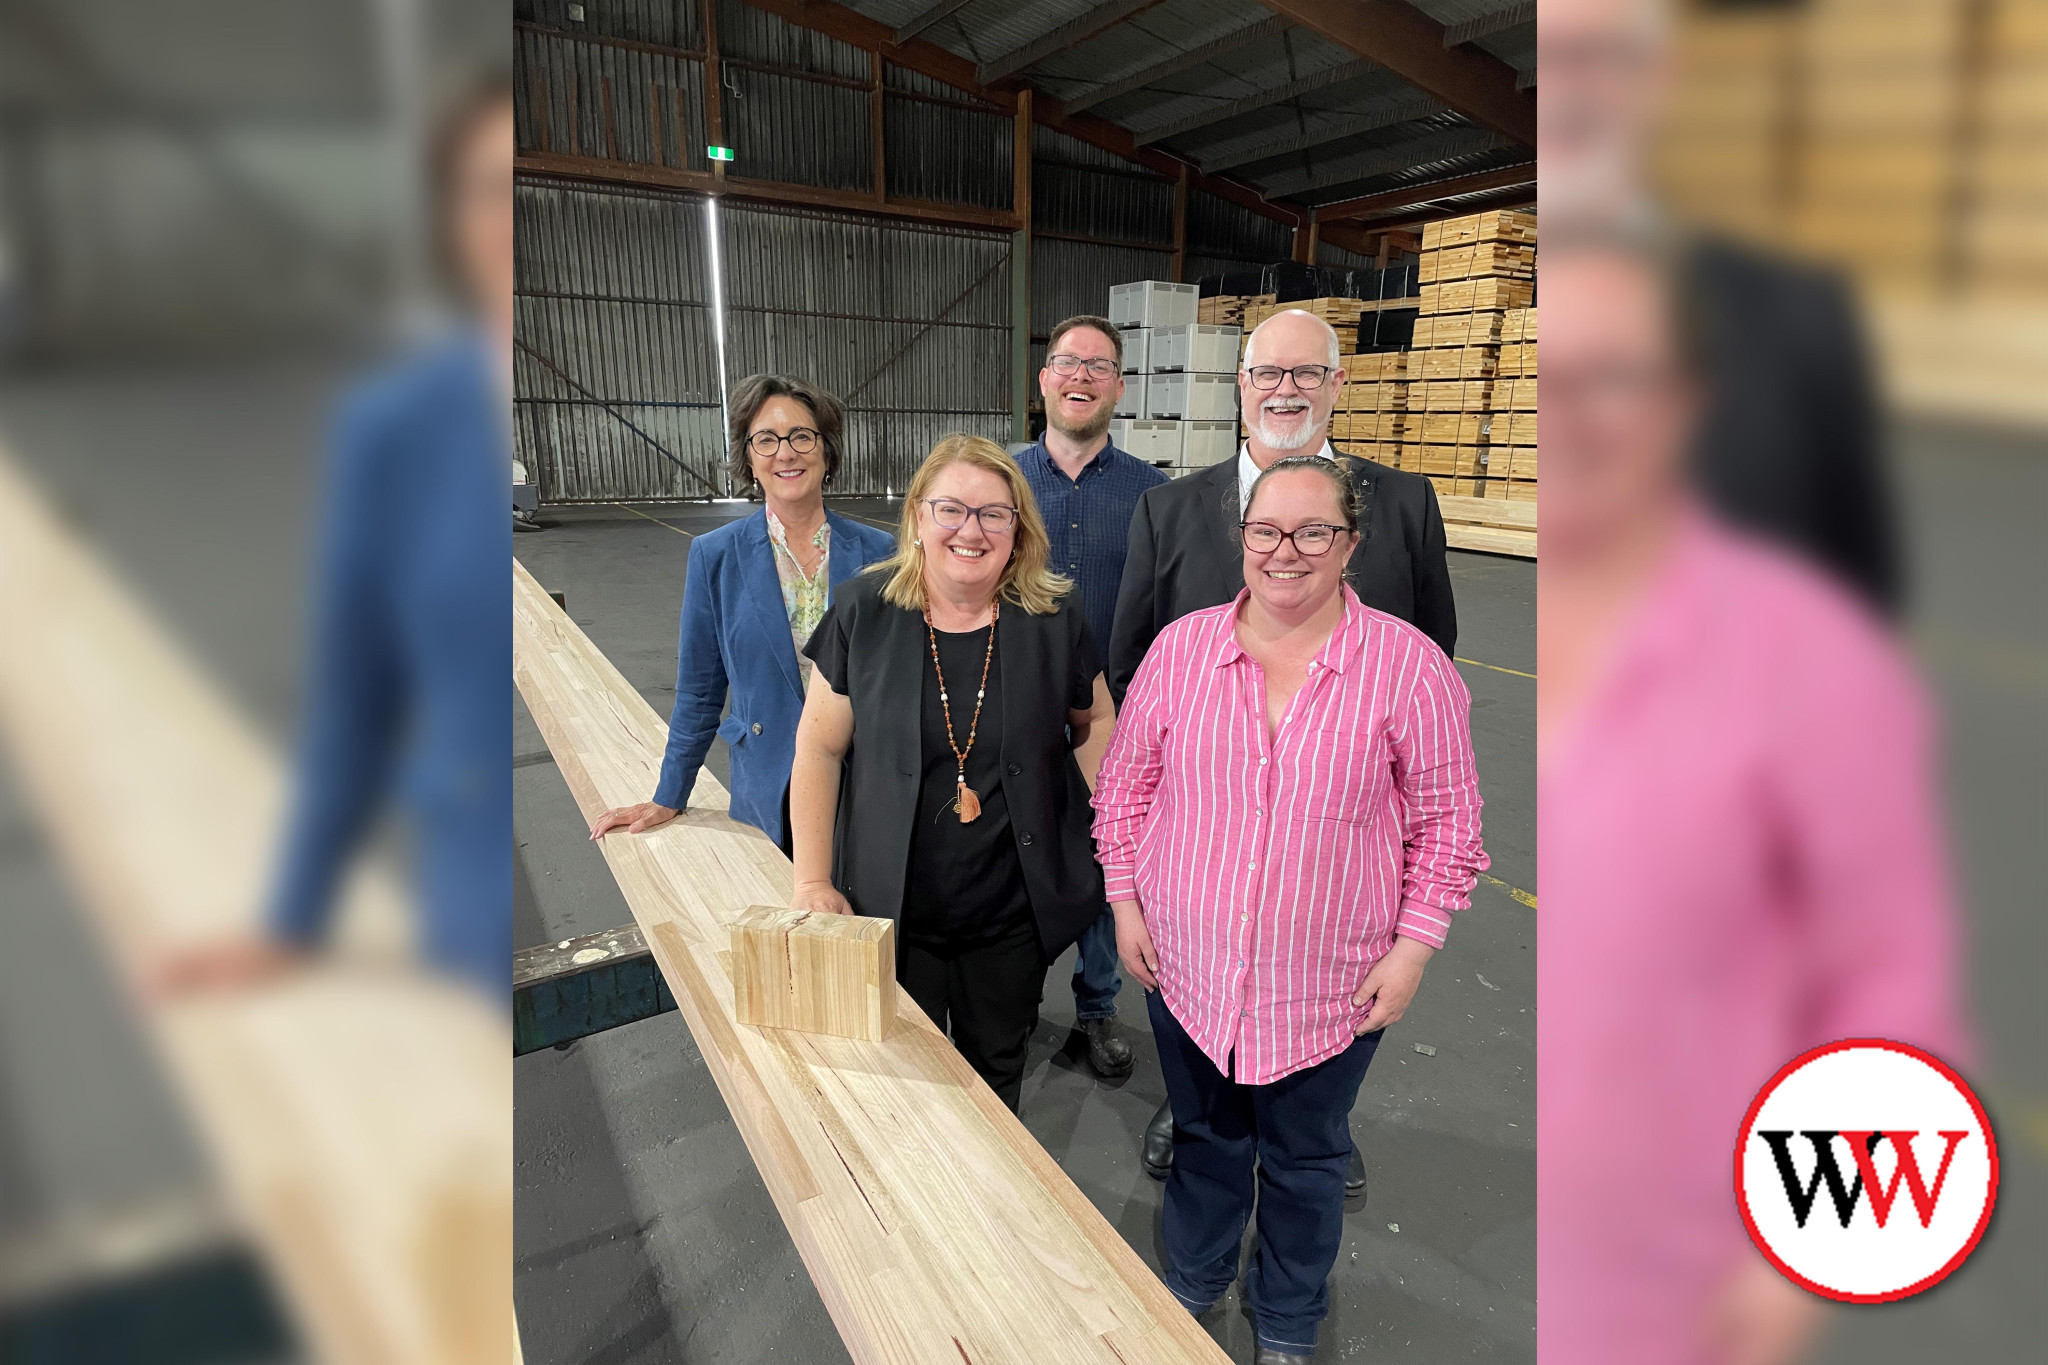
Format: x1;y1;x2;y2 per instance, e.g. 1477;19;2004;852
789;434;1116;1111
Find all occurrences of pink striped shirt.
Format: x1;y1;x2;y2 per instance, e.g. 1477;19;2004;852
1092;586;1488;1084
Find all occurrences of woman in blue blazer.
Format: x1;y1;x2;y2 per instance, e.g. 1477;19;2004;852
589;374;895;850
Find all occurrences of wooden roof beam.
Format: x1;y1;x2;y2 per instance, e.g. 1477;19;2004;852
1254;0;1534;145
1310;162;1536;222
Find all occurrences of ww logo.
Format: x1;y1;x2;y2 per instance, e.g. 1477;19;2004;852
1737;1040;1998;1302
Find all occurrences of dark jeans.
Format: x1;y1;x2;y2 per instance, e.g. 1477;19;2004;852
1145;989;1382;1356
900;919;1045;1112
1070;902;1122;1020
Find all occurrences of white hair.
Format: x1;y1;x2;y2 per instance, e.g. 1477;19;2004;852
1243;309;1341;370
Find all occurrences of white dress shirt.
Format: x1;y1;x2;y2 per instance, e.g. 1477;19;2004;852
1237;438;1339;517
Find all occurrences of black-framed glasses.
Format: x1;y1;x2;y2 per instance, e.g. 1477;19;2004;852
1240;521;1345;556
748;427;821;457
1244;364;1335;391
1047;353;1120;381
924;498;1018;534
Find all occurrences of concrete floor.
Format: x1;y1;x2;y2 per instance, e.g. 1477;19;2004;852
0;357;2036;1362
512;501;1539;1365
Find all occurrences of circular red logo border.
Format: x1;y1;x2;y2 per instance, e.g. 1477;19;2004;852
1734;1037;2000;1304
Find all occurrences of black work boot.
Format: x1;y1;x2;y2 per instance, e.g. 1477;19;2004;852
1079;1017;1134;1077
1142;1099;1174;1179
1347;1142;1367;1200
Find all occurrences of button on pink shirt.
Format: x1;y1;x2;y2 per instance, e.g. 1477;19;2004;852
1092;586;1488;1085
1540;511;1968;1363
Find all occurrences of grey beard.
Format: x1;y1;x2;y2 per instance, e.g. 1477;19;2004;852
1249;406;1322;451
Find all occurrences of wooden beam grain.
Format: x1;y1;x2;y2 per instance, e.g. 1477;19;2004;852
0;448;510;1365
511;560;1231;1365
1254;0;1535;145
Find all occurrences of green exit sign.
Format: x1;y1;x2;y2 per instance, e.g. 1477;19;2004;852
707;145;735;162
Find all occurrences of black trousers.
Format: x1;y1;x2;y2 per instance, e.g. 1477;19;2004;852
899;919;1045;1112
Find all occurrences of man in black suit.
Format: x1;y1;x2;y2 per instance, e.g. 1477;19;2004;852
1107;310;1457;704
1107;307;1459;1191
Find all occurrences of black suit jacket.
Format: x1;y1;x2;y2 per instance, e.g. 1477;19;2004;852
812;572;1105;962
1687;235;1901;616
1106;453;1456;703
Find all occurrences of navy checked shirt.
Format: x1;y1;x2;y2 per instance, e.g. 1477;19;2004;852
1020;439;1168;659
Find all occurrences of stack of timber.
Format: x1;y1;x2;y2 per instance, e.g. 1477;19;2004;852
511;560;1232;1365
1486;306;1540;502
0;447;513;1365
1197;292;1268;326
1435;493;1538;559
1407;211;1538;502
1330;351;1410;462
1242;295;1370;352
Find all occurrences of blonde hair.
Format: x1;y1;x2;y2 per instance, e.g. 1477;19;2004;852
873;434;1072;615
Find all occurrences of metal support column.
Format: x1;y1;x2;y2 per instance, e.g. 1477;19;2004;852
1011;88;1034;442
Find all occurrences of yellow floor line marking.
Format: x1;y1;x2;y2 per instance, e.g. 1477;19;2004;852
1480;873;1536;909
1456;656;1535;680
613;502;692;537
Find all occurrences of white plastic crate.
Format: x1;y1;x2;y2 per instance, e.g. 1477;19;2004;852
1179;420;1237;467
1117;327;1148;374
1113;374;1148;419
1150;323;1242;374
1108;280;1199;329
1146;371;1236;421
1113;419;1183;464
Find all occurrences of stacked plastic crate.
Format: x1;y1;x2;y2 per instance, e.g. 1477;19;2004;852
1403;210;1536;498
1106;281;1242;477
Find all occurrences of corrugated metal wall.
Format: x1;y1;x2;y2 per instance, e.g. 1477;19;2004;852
721;202;1012;497
515;180;727;502
512;6;1327;498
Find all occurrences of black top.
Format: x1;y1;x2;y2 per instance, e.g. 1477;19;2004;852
1686;234;1901;616
899;622;1034;947
1106;452;1456;704
804;573;1106;961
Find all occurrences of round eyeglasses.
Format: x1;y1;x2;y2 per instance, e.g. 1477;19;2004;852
1244;364;1335;391
1239;521;1344;556
748;427;821;457
924;498;1018;534
1047;353;1120;381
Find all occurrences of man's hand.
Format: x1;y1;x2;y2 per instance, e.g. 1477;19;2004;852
1700;1253;1828;1365
1111;898;1159;991
589;802;679;839
792;880;854;916
1351;935;1435;1033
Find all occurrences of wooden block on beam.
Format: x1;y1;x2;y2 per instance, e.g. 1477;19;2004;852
731;906;897;1041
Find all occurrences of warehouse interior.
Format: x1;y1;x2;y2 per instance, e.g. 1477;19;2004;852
511;1;1540;1362
0;1;2038;1363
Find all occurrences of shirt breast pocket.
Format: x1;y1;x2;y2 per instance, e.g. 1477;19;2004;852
1301;721;1385;826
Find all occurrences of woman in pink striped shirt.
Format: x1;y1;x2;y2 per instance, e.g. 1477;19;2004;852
1092;456;1488;1365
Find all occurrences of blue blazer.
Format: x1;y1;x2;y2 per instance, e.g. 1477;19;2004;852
270;331;509;996
653;509;896;845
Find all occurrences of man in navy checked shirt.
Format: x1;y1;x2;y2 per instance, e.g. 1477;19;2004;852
1021;313;1166;1080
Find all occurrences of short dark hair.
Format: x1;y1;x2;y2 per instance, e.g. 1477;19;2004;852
726;374;846;495
1045;314;1122;369
1245;455;1362;533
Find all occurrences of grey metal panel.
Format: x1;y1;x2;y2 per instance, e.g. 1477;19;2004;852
516;0;703;49
516;25;712;173
884;96;1012;210
716;0;871;80
724;65;872;191
1034;162;1175;244
1029;236;1171;335
514;180;727;502
718;201;1014;496
1185;188;1291;262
